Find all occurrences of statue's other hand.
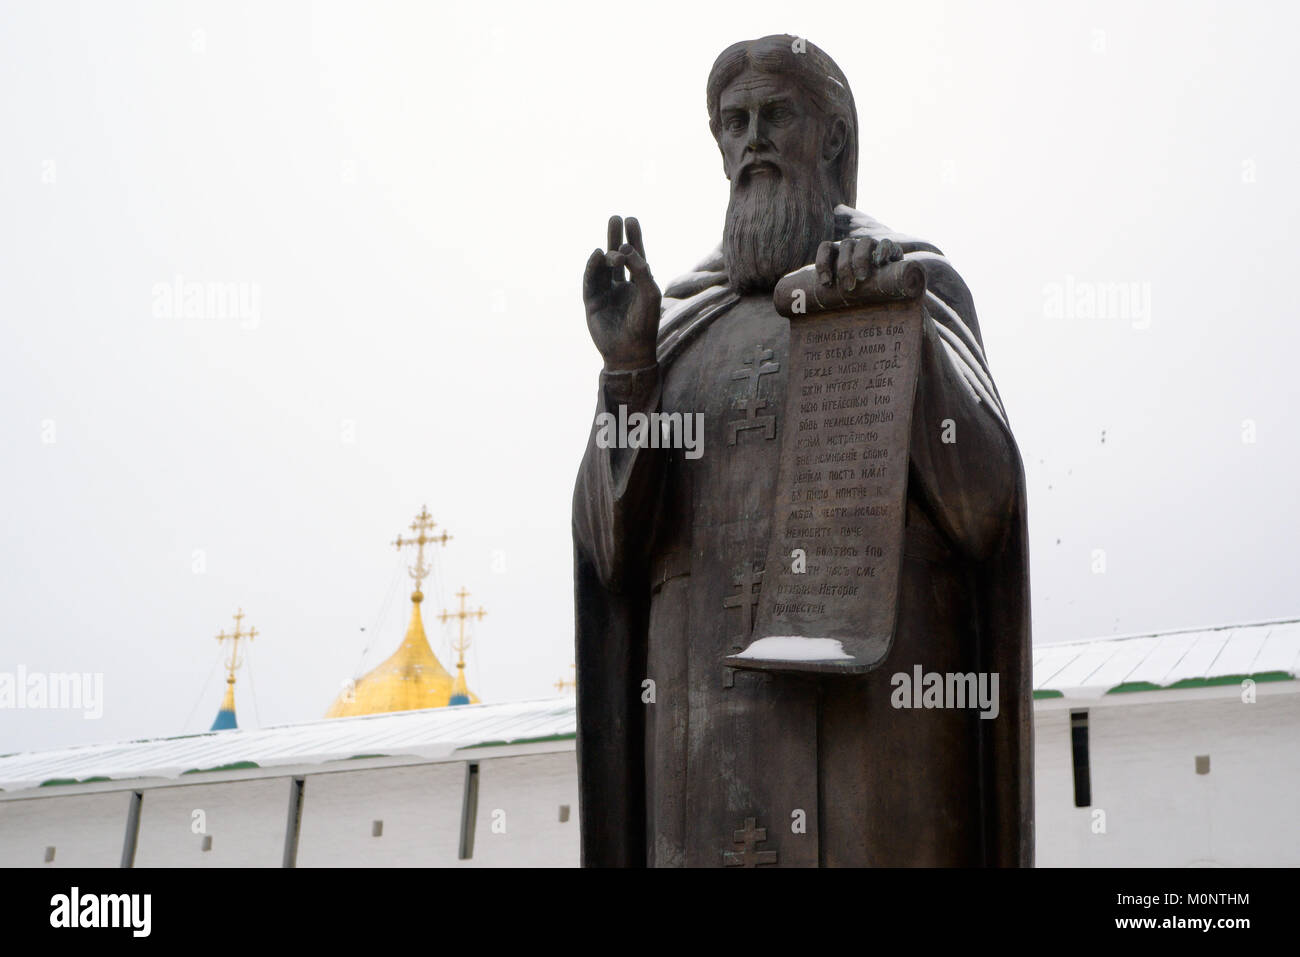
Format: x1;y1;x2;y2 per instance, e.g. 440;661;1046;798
583;215;662;373
815;237;904;293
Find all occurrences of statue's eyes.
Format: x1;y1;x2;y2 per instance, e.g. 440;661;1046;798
766;106;792;123
724;114;747;133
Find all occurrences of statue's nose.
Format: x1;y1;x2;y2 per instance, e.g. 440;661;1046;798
746;114;769;151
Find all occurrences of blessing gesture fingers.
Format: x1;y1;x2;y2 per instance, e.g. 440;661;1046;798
583;215;662;372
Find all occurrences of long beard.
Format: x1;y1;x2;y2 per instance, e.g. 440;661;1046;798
723;170;836;294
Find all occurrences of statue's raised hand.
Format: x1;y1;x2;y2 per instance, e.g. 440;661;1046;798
583;215;661;372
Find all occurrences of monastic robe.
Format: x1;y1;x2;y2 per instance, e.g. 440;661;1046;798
572;206;1032;867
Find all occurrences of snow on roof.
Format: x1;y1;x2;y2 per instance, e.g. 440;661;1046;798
0;697;576;794
3;619;1296;794
1033;618;1300;699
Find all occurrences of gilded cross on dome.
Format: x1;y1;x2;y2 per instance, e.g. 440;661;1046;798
555;663;576;694
215;609;257;682
211;608;257;730
439;587;486;706
392;505;452;595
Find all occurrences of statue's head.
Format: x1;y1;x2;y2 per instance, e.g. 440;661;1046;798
707;35;858;293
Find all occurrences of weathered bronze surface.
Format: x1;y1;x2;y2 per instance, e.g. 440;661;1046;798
573;34;1032;867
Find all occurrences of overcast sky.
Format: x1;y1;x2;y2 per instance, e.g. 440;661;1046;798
2;0;1297;753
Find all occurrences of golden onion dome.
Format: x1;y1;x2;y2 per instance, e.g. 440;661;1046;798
326;589;478;718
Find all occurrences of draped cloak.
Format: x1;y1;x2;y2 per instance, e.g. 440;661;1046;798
572;206;1033;867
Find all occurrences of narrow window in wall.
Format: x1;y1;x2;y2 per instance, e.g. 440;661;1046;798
459;763;480;861
282;777;305;869
44;846;56;864
1070;710;1091;807
120;791;143;868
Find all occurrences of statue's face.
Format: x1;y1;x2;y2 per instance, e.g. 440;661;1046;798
717;69;830;193
717;67;840;293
